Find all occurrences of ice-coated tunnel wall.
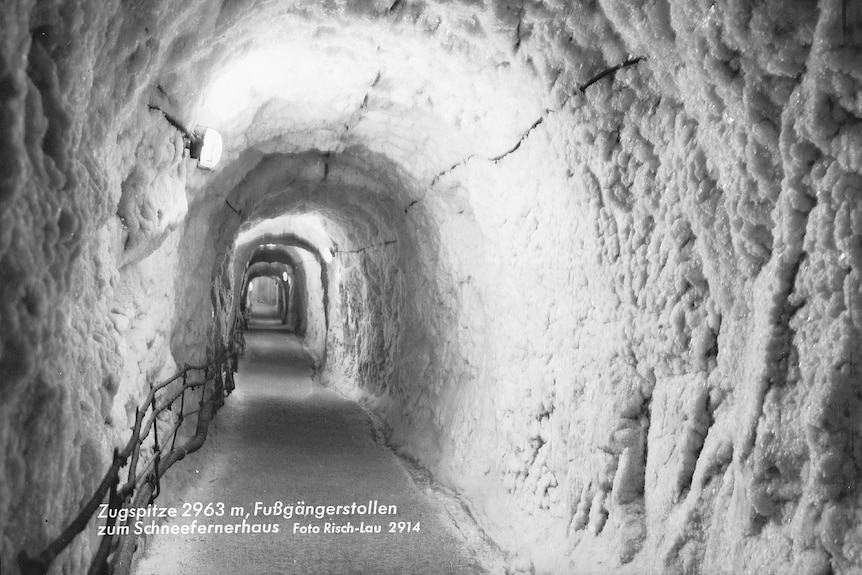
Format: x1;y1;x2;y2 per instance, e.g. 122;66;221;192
1;1;861;574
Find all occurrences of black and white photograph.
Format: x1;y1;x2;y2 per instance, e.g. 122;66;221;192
1;0;861;573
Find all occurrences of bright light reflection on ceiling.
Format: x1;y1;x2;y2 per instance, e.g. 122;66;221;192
200;44;379;129
195;27;546;167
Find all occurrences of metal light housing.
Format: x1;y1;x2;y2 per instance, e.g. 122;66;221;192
188;127;223;170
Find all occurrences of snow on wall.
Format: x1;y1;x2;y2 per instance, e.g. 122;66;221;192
0;0;860;574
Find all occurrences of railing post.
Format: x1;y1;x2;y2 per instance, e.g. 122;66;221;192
17;342;236;575
148;393;161;503
171;379;186;452
214;362;224;408
86;476;121;575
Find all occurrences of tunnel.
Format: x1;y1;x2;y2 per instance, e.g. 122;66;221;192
1;0;861;573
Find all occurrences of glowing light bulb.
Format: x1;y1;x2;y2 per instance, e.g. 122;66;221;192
194;127;223;170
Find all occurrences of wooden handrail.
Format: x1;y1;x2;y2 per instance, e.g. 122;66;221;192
111;382;222;575
17;346;237;575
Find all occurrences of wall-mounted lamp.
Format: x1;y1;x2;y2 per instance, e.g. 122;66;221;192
149;105;223;170
188;127;223;170
282;271;288;282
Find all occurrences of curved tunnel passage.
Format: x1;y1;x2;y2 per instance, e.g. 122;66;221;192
135;308;495;575
1;1;862;574
244;276;292;328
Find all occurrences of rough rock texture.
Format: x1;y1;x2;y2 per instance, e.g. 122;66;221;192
0;1;860;574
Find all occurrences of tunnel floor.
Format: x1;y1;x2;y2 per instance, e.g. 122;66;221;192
133;307;488;575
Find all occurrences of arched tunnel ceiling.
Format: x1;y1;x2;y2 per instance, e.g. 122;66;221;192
218;151;420;268
234;235;329;285
153;1;555;236
242;233;332;265
241;244;315;294
179;2;549;180
226;151;426;225
248;245;305;268
246;261;292;280
112;0;636;277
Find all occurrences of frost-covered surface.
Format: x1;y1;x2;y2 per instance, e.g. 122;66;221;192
1;0;861;574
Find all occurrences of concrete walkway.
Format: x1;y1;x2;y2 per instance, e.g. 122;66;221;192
133;309;487;575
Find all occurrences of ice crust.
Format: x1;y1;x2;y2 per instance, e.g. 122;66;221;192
0;0;860;574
